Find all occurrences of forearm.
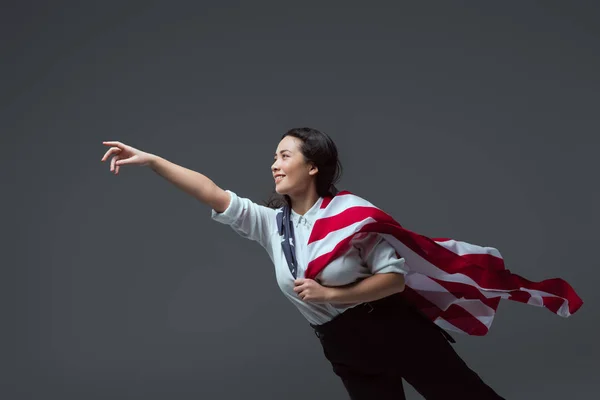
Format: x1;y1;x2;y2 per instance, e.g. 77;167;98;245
148;155;229;211
327;273;405;304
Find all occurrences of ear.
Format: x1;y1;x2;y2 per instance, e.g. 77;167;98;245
308;164;319;176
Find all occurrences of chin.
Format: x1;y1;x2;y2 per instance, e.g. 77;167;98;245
275;182;294;196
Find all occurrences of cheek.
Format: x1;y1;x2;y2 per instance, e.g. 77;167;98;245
282;164;295;179
283;174;295;186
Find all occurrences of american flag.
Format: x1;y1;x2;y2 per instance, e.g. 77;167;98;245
304;191;583;336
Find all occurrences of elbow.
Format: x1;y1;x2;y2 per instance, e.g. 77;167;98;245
392;273;406;293
397;280;406;293
378;272;405;295
210;188;231;213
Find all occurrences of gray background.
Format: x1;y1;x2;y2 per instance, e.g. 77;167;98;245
3;1;598;399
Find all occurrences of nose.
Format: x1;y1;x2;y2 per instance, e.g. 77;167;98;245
271;159;279;172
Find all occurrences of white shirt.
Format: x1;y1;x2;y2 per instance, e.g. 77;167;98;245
211;190;409;325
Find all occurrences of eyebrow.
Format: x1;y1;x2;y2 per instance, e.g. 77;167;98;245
274;149;291;156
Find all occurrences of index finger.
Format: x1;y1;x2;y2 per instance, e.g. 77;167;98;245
101;146;121;161
102;141;123;147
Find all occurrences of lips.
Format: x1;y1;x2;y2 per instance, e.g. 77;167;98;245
274;175;285;183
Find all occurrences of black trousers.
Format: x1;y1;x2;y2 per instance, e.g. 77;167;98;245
310;293;505;400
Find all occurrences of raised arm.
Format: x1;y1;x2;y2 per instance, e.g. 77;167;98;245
101;141;230;212
101;141;277;249
148;155;230;212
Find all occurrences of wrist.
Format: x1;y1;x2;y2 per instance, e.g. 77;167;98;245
147;154;161;168
325;287;341;303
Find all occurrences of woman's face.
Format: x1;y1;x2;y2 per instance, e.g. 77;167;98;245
271;135;318;196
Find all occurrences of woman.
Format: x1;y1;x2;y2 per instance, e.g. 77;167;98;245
101;128;577;399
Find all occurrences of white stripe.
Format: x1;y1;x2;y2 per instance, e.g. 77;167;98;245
381;234;500;292
405;273;459;310
308;216;377;260
452;299;495;327
435;239;503;259
406;275;497;327
520;288;571;317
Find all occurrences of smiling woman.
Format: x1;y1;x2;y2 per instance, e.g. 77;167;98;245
101;127;581;400
266;128;342;212
272;136;318;203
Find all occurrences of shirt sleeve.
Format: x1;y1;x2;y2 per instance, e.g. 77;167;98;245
354;232;409;275
210;190;277;250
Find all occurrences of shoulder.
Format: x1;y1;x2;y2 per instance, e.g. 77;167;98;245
212;190;279;222
322;191;378;214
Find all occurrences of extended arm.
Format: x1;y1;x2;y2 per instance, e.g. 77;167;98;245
149;156;276;247
149;155;230;212
102;141;275;249
102;141;231;212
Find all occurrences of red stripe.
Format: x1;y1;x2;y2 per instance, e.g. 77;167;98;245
542;296;565;314
320;191;352;209
309;206;386;244
508;291;532;304
320;196;333;209
401;286;443;321
451;253;505;272
429;278;502;312
402;288;491;335
306;237;355;278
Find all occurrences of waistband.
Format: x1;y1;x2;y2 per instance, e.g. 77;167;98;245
310;293;455;343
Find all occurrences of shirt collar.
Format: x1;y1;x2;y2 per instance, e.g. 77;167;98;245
290;197;324;222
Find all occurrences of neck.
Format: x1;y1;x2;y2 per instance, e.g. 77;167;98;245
289;190;320;216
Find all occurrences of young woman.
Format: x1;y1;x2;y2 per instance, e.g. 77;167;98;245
101;128;580;399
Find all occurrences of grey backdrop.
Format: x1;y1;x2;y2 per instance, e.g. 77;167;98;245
4;1;598;399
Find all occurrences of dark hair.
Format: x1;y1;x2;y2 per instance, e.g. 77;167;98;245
264;127;343;209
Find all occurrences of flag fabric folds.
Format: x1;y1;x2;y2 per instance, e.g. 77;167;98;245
296;191;583;336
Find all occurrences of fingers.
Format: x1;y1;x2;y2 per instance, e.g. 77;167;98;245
101;146;122;162
292;279;324;302
293;282;312;302
110;154;122;174
295;286;306;299
295;285;314;301
293;281;308;293
102;141;130;175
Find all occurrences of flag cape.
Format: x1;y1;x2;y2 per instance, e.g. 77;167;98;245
298;191;583;336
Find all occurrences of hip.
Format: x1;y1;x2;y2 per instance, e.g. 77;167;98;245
310;293;455;372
